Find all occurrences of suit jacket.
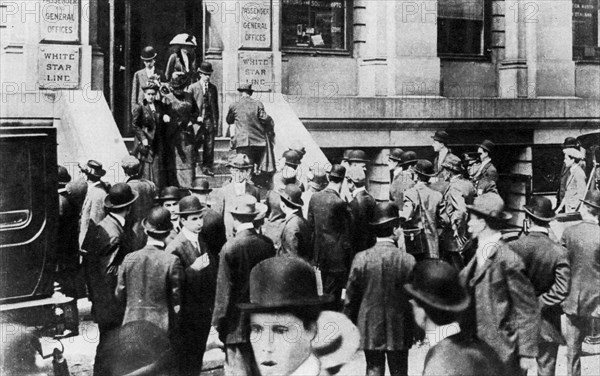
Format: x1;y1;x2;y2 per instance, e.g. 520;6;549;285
201;207;227;255
561;164;587;212
131;67;166;107
440;176;476;252
83;214;132;327
279;212;312;261
187;80;219;125
561;220;600;317
226;96;270;148
116;243;183;332
79;181;109;246
423;332;507;376
459;240;540;372
127;177;157;251
132;100;168;162
307;188;353;273
509;231;570;343
211;229;275;344
343;240;416;351
349;189;377;253
473;161;499;195
166;232;219;324
215;181;261;239
401;182;443;257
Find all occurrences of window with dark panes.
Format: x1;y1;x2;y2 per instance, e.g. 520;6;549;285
572;0;600;60
282;0;347;50
438;0;486;56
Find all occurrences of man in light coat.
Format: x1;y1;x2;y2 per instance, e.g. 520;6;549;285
130;46;166;107
557;148;587;213
79;160;110;246
472;139;499;196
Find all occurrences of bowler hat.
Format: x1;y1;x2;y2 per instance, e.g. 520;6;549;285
347;149;369;163
580;190;600;209
346;165;366;184
142;207;174;234
404;259;471;313
176;195;204;215
237;83;254;93
478;139;495;154
198;61;213;75
282;149;302;167
564;147;584;160
369;202;401;227
413;160;436;177
140;46;157;61
58;165;71;187
341;149;353;162
79;160;106;178
441;154;464;173
467;193;512;221
432;130;449;144
288;141;306;157
189;178;212;194
312;311;360;371
523;196;556;222
141;81;159;92
389;148;404;162
169;33;197;46
230;195;267;217
398;151;417;167
227;153;253;170
329;164;346;179
155;186;181;202
239;257;333;311
308;166;328;190
104;183;138;209
279;184;304;209
169;74;188;89
562;137;580;149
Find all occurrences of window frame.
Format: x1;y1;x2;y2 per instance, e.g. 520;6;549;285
437;0;492;60
280;0;353;56
572;0;600;62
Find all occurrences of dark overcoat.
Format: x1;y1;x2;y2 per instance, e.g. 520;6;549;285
116;243;183;332
131;100;169;184
473;161;499;195
509;231;570;344
343;240;416;351
211;228;275;344
226;96;269;148
349;189;377;254
188;80;219;125
459;240;540;373
307;188;353;273
127;177;157;251
165;51;197;82
389;170;415;204
561;220;600;317
401;182;442;258
201;207;227;255
279;212;312;261
440;177;476;253
79;182;109;246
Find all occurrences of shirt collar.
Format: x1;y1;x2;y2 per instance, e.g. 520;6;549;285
376;237;396;245
527;225;549;234
181;226;199;244
145;67;155;76
352;186;366;198
147;238;165;248
236;222;255;233
234;181;246;196
475;232;502;267
290;354;320;376
109;213;126;227
89;181;102;187
285;209;300;221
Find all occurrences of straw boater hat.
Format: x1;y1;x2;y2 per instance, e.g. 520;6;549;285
230;195;267;218
79;160;106;178
563;148;584;160
523;196;556;222
104;183;138;209
142;207;174;235
169;33;197;46
466;193;512;222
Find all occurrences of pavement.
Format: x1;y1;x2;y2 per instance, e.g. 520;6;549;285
29;299;600;375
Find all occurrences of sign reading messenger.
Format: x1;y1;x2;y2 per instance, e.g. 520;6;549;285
39;45;80;89
41;0;80;42
240;0;271;49
238;52;273;92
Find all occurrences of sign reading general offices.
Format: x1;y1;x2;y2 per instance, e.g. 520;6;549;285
41;0;80;43
240;1;271;49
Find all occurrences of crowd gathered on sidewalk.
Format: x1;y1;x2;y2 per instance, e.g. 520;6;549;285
52;34;600;376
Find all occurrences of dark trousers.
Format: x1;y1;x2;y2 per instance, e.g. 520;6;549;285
322;270;347;311
537;342;559;376
93;323;120;376
177;315;212;376
201;119;215;168
364;350;408;376
565;314;590;376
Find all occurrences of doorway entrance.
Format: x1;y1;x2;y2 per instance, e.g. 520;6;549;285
102;0;204;136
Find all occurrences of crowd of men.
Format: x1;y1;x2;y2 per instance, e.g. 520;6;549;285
52;125;600;376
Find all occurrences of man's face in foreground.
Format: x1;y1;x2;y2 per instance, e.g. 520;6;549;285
250;312;315;376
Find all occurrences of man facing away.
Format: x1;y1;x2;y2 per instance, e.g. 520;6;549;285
277;183;312;261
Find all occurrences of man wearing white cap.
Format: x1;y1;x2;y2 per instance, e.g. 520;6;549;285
557;148;587;213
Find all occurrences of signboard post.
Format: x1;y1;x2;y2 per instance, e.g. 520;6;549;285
40;0;80;43
38;45;80;89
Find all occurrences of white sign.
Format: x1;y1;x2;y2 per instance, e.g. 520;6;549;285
38;45;80;89
240;0;271;49
238;52;274;92
41;0;80;42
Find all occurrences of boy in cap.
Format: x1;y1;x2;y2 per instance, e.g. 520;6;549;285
509;196;570;376
131;46;165;107
561;191;600;376
389;150;418;205
278;183;312;260
347;165;377;254
344;202;416;376
404;260;506;376
459;193;539;374
557;147;587;213
211;195;275;376
166;195;218;376
472;139;499;196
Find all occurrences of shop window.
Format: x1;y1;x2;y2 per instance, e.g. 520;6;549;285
573;0;600;61
438;0;488;57
282;0;348;51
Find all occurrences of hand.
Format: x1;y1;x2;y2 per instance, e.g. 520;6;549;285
519;357;536;373
197;116;203;123
142;139;149;147
190;253;210;271
163;114;171;123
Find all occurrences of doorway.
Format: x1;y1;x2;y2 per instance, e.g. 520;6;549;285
103;0;204;136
